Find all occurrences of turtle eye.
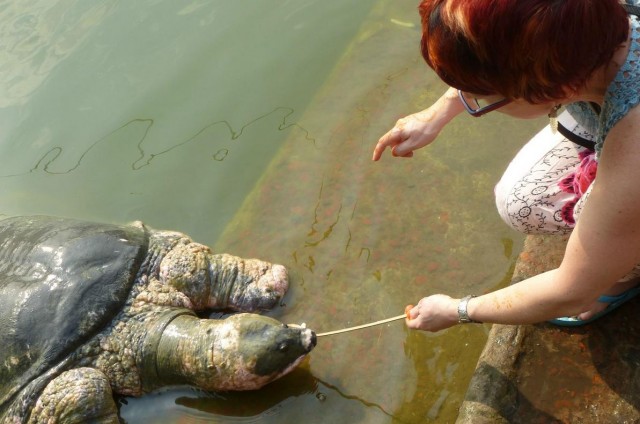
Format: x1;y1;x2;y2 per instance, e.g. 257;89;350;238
278;343;289;352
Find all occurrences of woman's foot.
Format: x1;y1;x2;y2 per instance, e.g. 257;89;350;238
576;280;638;320
550;278;640;326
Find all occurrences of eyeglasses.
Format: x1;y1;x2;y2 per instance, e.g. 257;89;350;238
457;90;512;117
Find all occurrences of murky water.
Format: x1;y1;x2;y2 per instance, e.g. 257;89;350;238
0;0;546;423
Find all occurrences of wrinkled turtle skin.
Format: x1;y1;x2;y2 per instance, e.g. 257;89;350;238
0;216;316;424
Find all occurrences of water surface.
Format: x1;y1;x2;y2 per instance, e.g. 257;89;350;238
0;1;545;423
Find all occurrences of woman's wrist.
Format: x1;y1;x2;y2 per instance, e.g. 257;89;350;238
456;295;483;323
429;87;465;126
442;86;465;112
445;296;463;326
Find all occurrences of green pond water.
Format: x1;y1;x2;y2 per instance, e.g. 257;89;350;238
0;0;546;423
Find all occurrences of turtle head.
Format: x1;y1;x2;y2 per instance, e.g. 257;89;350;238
155;313;316;391
232;314;317;388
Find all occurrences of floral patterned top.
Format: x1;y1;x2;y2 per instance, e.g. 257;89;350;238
565;9;640;157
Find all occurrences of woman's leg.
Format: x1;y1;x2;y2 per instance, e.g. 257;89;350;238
495;112;593;235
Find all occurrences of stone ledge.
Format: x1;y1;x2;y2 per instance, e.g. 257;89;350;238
457;234;640;423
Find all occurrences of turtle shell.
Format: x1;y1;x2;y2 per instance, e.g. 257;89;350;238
0;216;149;412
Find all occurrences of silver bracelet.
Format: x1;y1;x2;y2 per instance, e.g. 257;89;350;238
457;295;479;323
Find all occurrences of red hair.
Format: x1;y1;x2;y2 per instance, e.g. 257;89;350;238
419;0;629;102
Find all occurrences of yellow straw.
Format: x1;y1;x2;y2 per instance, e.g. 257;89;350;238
315;314;407;337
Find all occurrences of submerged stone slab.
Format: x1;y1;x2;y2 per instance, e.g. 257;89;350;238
458;234;640;423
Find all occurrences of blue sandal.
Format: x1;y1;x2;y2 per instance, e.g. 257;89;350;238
549;285;640;327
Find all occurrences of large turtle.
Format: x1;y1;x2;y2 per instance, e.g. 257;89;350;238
0;215;316;423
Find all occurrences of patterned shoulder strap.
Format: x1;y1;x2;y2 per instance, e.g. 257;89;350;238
623;2;640;16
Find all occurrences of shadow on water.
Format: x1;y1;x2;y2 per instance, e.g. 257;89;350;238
464;363;563;424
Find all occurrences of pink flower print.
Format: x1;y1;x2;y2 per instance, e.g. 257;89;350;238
557;150;597;225
561;199;578;225
573;153;597;197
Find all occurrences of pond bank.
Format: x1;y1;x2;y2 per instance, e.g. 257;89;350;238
458;234;640;423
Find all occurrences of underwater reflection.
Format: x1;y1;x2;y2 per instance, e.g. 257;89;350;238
172;365;399;421
0;0;118;108
174;366;318;418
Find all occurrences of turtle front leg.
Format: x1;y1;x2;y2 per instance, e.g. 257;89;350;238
28;368;119;424
159;242;288;312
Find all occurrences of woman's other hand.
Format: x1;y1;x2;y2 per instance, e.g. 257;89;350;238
372;87;464;161
373;111;437;159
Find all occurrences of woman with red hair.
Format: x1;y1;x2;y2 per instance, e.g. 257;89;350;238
373;0;640;329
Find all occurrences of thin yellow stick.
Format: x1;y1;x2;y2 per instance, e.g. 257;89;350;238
316;314;407;337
